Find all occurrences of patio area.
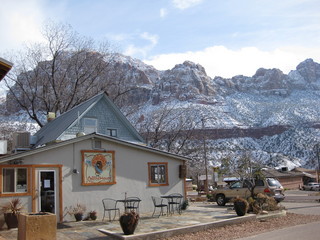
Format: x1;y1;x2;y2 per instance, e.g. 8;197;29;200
0;202;258;240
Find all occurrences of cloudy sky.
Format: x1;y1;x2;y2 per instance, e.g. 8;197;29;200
1;0;320;78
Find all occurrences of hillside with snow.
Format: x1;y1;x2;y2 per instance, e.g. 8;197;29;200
1;54;320;169
121;56;320;168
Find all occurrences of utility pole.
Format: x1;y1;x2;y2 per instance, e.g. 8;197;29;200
315;144;320;183
202;118;209;196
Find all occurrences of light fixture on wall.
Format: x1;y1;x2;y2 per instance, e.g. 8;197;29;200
9;159;23;165
73;169;79;174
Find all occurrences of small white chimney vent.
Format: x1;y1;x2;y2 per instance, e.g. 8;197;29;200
0;140;7;154
47;112;56;122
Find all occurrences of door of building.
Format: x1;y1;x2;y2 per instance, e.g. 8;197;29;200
38;170;56;213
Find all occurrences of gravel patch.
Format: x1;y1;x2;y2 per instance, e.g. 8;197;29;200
164;213;320;240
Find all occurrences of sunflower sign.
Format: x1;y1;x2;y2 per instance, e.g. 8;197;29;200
81;150;115;185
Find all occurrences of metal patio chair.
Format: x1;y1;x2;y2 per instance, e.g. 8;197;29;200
124;197;141;213
151;196;168;217
167;193;183;214
102;198;120;221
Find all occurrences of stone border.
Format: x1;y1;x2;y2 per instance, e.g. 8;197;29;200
98;215;256;240
98;211;286;240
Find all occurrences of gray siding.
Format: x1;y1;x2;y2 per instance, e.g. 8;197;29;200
32;92;144;147
61;99;141;142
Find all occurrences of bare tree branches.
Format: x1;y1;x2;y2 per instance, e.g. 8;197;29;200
137;104;201;155
219;151;265;197
3;21;113;127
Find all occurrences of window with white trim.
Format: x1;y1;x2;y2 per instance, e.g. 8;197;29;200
2;168;28;193
148;162;168;186
83;118;97;134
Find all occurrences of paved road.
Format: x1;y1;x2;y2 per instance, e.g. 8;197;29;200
237;221;320;240
282;201;320;215
282;190;320;215
239;190;320;240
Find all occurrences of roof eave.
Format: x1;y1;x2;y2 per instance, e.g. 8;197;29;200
0;133;189;163
0;57;13;81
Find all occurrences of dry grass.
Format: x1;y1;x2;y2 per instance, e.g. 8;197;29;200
164;213;320;240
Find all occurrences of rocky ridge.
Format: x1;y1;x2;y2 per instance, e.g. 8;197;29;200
109;55;320;106
106;55;320;167
2;54;320;168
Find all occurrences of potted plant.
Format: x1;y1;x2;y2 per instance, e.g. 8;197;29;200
89;210;97;220
66;203;86;221
181;199;189;210
119;210;139;235
233;196;249;216
1;198;24;229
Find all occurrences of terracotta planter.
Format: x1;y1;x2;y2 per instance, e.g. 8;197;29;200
4;213;18;229
234;201;248;216
119;213;139;235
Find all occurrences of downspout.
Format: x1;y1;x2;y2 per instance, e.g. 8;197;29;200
183;161;187;200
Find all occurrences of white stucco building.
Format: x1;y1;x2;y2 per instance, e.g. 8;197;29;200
0;92;189;224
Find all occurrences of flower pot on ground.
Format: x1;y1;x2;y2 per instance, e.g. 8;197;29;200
66;203;86;222
233;197;249;216
4;213;19;229
89;210;97;220
119;211;139;235
181;199;189;210
74;213;83;221
1;198;24;229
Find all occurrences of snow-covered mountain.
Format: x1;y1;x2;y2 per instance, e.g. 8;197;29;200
2;54;320;169
120;57;320;128
111;56;320;168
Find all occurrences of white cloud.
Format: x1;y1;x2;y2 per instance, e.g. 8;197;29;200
172;0;203;10
0;0;45;53
160;8;168;18
143;45;320;78
124;32;159;58
141;32;158;46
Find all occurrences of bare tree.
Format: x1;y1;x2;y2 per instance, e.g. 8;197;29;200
219;151;265;198
138;103;177;148
3;21;114;127
137;104;201;154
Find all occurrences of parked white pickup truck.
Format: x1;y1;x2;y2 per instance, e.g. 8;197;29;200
302;182;320;191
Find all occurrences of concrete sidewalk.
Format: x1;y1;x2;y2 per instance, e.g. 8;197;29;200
0;202;280;240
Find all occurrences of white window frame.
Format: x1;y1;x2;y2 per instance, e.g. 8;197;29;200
2;167;28;193
83;118;98;134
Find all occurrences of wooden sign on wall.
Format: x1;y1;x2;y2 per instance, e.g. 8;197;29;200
81;150;115;186
179;165;187;179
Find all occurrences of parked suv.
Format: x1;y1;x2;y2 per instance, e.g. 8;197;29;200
212;178;285;206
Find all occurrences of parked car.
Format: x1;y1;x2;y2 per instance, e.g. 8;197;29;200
302;182;320;191
212;178;285;206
